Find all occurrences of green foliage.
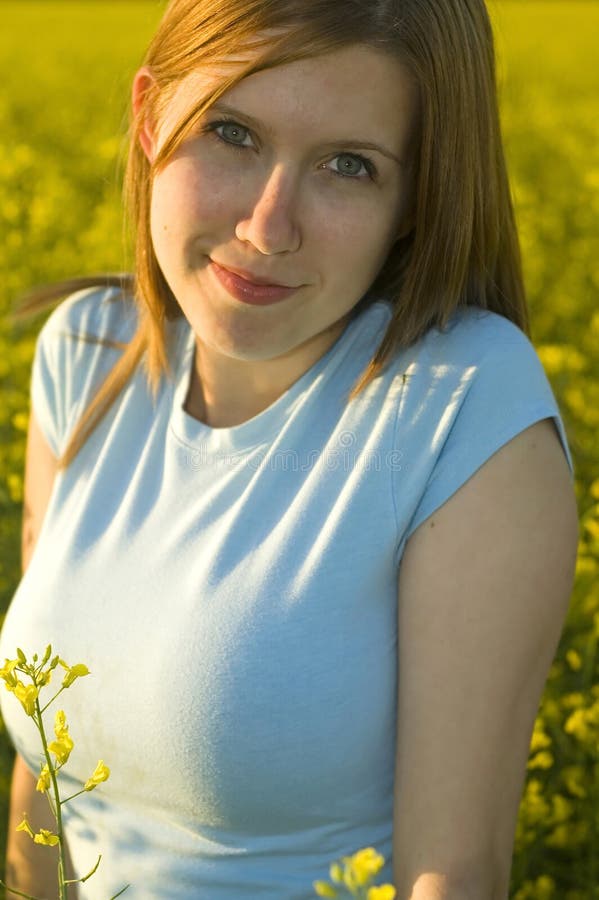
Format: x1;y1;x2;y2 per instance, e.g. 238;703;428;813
487;7;599;890
0;1;597;894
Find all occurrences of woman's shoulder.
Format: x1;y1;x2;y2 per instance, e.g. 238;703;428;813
38;283;138;347
400;305;554;413
426;305;536;364
368;302;545;402
372;300;536;373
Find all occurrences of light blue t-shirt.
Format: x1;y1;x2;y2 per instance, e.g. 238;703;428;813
0;287;573;897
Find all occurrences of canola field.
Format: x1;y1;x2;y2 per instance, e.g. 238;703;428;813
0;2;598;895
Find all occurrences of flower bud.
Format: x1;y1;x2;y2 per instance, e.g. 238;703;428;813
313;881;339;898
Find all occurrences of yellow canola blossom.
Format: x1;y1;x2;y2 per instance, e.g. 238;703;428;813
48;709;74;765
565;702;599;744
345;848;385;888
59;660;90;688
0;658;19;683
38;668;53;687
16;815;34;839
54;709;69;735
34;829;60;847
314;847;394;897
48;734;74;765
528;722;552;754
14;682;39;717
15;815;58;846
367;888;396;900
313;882;339;898
36;763;51;793
84;760;110;792
562;765;588;800
329;862;344;883
527;750;554;771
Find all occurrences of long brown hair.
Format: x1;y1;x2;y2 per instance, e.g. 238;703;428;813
13;0;528;471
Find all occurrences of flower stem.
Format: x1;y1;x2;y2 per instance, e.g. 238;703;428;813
0;879;43;900
40;685;67;716
61;787;87;805
34;696;68;900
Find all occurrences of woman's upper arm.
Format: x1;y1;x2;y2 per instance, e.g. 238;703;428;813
393;417;579;897
21;410;58;574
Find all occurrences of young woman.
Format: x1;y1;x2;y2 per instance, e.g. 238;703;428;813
0;0;579;897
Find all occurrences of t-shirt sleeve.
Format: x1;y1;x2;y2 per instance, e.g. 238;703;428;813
28;286;135;458
400;321;575;545
30;312;66;458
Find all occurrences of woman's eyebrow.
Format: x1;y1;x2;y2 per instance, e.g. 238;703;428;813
209;101;406;167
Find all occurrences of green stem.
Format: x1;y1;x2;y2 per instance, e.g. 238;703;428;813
34;697;68;900
40;685;67;716
0;879;43;900
64;853;102;884
61;787;87;805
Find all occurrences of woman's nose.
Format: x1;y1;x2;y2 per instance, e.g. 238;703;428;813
235;165;302;255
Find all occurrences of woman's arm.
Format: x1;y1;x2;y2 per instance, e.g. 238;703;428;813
393;418;578;899
6;754;78;897
5;410;78;895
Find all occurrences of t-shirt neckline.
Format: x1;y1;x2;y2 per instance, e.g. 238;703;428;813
168;301;391;457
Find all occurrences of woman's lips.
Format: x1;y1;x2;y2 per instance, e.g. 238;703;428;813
209;261;300;306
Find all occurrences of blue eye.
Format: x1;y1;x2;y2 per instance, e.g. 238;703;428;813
204;117;377;181
326;153;375;180
210;120;253;148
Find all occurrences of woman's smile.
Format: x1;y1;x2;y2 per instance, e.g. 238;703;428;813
208;259;302;306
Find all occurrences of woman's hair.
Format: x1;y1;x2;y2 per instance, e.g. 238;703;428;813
13;0;528;471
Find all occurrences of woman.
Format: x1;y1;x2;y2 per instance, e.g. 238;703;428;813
0;0;579;897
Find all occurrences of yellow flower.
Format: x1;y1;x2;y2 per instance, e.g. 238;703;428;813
562;765;588;799
33;829;59;846
16;815;34;839
341;859;359;892
36;763;51;793
84;760;110;791
566;649;583;671
313;881;339;898
14;682;39;716
347;848;385;887
48;734;74;765
54;709;69;737
0;658;19;683
0;663;19;692
329;862;344;883
38;668;53;687
367;887;396;900
59;662;90;688
48;709;74;764
527;750;554;770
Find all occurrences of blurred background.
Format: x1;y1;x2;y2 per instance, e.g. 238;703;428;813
0;2;598;896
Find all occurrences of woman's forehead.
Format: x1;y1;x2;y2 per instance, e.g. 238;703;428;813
163;44;418;148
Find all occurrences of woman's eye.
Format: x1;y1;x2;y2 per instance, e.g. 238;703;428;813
205;121;375;181
211;120;253;148
326;153;375;180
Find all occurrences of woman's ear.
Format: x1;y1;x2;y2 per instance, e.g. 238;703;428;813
132;66;158;162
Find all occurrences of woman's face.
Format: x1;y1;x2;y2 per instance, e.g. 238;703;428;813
136;43;418;377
